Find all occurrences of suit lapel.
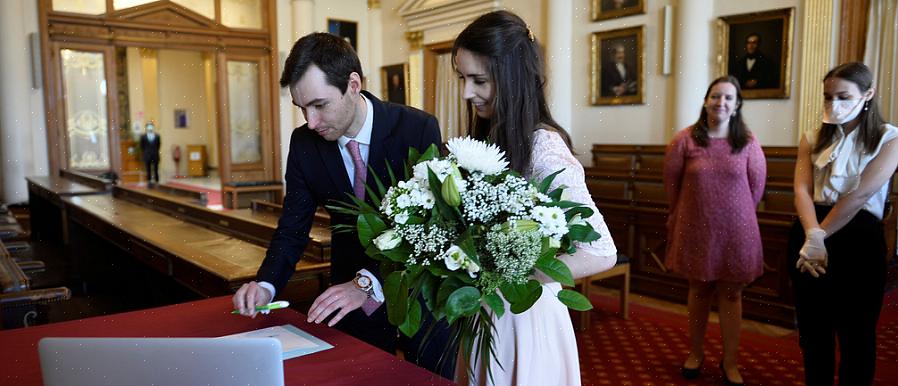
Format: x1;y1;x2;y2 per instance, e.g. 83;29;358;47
314;137;353;198
364;92;395;191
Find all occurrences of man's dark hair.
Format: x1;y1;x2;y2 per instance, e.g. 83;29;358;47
746;33;761;45
279;32;363;92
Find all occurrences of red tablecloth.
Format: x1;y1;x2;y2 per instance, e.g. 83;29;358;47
0;296;456;386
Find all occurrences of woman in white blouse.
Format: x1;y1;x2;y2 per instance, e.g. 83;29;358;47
791;62;898;386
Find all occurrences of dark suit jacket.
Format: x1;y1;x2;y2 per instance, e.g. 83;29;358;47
731;53;776;89
139;134;161;163
257;90;441;294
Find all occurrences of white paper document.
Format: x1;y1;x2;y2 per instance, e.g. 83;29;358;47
221;324;333;360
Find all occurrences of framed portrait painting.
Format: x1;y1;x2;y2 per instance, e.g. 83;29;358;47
592;0;644;21
718;8;794;99
381;63;409;105
590;26;644;106
327;19;358;52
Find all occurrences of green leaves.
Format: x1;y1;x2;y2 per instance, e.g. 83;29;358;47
399;301;422;337
500;280;543;314
483;291;505;319
384;271;408;326
557;289;593;311
357;214;386;247
568;224;600;243
537;169;565;193
535;256;574;287
446;286;481;324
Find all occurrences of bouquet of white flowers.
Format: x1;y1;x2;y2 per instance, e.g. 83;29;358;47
330;137;599;377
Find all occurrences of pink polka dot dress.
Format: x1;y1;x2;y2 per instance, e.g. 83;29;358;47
663;127;767;283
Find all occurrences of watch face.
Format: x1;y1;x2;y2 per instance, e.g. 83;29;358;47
357;275;372;288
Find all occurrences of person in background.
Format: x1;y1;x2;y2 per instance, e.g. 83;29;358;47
789;62;898;386
139;121;161;185
664;76;766;386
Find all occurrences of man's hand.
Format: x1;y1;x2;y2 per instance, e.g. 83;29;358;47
307;281;368;327
233;281;272;318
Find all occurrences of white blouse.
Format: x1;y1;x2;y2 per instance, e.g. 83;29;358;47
806;123;898;220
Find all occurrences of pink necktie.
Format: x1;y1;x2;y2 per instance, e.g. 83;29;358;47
346;140;366;200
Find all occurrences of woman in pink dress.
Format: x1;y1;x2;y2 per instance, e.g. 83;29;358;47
664;76;766;386
453;10;618;386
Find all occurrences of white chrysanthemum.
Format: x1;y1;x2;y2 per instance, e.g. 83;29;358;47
446;137;509;175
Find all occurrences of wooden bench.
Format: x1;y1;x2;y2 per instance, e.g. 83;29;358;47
63;194;329;298
114;186;330;262
26;174;110;245
222;181;283;209
0;240;70;329
574;253;630;331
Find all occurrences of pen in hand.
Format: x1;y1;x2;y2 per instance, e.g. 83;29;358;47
232;301;290;314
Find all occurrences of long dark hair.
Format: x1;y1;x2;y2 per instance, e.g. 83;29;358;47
691;76;751;153
452;10;572;173
812;62;885;154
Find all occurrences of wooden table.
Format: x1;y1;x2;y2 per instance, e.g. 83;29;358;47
63;195;329;297
26;175;109;245
0;296;456;386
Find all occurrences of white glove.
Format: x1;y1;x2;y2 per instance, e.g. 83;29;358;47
797;228;827;278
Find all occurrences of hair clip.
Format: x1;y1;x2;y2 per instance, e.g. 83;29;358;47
527;26;535;42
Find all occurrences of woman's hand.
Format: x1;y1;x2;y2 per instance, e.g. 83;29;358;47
797;228;827;277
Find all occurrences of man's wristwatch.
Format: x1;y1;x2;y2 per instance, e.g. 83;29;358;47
353;272;374;297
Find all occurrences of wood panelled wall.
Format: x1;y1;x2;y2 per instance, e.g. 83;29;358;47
586;145;898;327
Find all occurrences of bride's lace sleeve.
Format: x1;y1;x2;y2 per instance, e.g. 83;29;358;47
529;130;618;258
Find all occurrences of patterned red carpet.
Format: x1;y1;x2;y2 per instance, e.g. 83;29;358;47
577;291;898;385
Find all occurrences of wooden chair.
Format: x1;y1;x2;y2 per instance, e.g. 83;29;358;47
574;253;630;331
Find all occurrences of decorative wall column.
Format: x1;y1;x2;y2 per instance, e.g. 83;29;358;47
546;0;573;135
406;30;425;110
367;0;383;99
291;0;315;126
672;0;713;132
797;0;834;138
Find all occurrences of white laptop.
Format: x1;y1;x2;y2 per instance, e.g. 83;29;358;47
38;337;284;386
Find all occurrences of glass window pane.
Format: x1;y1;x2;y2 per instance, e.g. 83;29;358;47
52;0;106;14
172;0;215;20
221;0;262;29
112;0;155;9
61;49;110;169
227;61;261;164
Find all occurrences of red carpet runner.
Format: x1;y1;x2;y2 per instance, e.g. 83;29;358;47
577;291;898;385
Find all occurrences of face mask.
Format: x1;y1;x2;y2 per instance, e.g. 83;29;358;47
823;99;865;125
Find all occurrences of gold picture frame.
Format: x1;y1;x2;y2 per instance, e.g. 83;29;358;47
381;63;409;105
590;26;644;106
592;0;645;21
717;8;794;99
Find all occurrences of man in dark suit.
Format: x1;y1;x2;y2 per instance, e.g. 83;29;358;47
232;33;453;378
139;122;160;184
731;33;775;89
601;43;637;97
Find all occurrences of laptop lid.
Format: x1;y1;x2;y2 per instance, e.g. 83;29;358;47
39;337;284;386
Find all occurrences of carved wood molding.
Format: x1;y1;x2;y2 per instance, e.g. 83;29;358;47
46;1;271;49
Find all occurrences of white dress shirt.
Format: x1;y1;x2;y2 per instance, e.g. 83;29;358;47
807;123;898;220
